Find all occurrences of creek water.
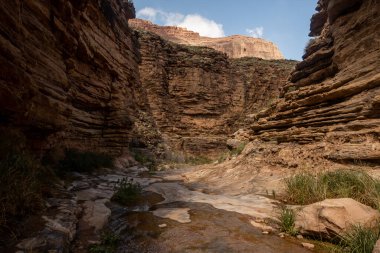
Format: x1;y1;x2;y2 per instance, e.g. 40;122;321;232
70;165;323;253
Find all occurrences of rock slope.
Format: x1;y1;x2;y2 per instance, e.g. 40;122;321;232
129;18;284;60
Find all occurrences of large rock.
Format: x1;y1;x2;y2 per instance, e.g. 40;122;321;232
295;198;380;239
129;19;284;60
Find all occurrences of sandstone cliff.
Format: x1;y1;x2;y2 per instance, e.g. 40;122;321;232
0;1;295;159
0;0;160;155
182;0;379;194
136;30;295;156
129;19;284;60
249;0;380;162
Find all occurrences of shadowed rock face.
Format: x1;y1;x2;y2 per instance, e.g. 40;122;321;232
129;19;284;60
136;30;296;156
0;0;161;154
249;0;380;163
0;1;295;157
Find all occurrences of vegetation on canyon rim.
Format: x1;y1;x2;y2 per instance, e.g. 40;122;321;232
284;169;380;209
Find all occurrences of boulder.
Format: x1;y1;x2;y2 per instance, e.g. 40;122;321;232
295;198;380;239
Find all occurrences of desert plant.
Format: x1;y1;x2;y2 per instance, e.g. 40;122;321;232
284;173;319;205
58;149;113;174
111;178;142;205
339;225;379;253
284;170;380;209
279;208;298;236
89;231;120;253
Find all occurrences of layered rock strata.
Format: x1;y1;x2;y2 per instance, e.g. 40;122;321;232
136;30;295;156
249;0;380;162
0;1;295;158
129;19;284;60
0;0;160;155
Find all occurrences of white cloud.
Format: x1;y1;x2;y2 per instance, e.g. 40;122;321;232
177;14;225;38
137;7;159;21
246;27;264;38
137;7;225;38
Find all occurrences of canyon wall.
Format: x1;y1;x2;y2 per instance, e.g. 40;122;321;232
0;0;161;155
0;1;295;158
136;30;295;156
129;19;284;60
182;0;379;194
249;0;380;162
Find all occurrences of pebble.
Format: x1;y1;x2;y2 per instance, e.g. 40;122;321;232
296;234;303;239
301;242;315;249
262;231;269;235
158;223;167;228
278;232;286;238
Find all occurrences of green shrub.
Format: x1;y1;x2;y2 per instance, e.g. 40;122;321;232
279;208;298;236
111;178;142;205
89;231;120;253
339;225;379;253
284;170;380;209
132;150;156;171
58;149;113;174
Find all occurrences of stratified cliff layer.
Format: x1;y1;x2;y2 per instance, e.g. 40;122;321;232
182;0;379;194
0;0;160;155
129;19;284;60
0;1;295;158
249;0;380;162
136;30;295;156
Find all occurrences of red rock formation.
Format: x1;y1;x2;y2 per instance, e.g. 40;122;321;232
249;0;380;162
129;19;284;60
0;1;295;158
137;31;295;156
0;0;160;155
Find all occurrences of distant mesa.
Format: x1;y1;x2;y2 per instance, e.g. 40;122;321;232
129;18;284;60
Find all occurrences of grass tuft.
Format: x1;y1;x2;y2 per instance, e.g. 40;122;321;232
279;207;298;236
111;178;142;205
89;231;120;253
339;225;379;253
284;170;380;209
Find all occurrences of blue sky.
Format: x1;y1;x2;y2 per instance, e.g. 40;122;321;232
133;0;318;60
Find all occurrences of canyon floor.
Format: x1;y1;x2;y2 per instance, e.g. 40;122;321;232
12;158;347;253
